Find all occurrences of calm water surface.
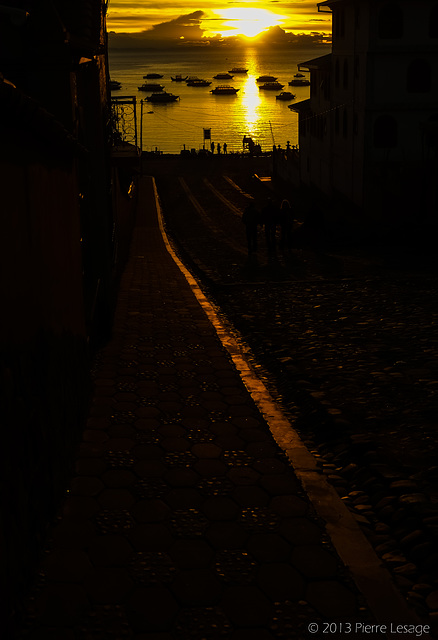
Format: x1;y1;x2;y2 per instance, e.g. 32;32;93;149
108;46;326;154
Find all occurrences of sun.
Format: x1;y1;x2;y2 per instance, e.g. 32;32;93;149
219;8;284;39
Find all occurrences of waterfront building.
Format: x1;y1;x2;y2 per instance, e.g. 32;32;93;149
291;0;438;231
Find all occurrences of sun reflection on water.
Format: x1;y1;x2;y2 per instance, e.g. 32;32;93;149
239;75;262;138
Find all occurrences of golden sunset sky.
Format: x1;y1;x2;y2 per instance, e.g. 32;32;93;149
107;0;331;40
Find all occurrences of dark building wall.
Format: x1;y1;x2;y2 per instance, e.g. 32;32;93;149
0;2;132;631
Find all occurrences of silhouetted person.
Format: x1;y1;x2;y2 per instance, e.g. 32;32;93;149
261;197;279;251
279;199;294;250
223;142;227;154
217;143;221;154
242;201;260;253
211;141;215;154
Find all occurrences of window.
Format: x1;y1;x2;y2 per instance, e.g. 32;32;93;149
342;109;348;137
353;113;359;135
355;7;360;30
334;7;345;38
430;4;438;38
378;2;403;39
374;115;397;148
354;56;360;79
343;60;349;89
407;59;431;93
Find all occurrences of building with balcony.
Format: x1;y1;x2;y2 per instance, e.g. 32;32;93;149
291;0;438;234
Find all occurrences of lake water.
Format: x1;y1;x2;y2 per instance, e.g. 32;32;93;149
108;46;327;154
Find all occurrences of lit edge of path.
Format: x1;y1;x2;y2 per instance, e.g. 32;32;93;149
150;175;428;633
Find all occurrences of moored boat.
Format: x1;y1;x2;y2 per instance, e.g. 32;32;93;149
214;73;234;79
143;73;163;79
276;91;296;101
289;78;310;86
171;74;188;81
186;77;212;87
259;81;284;90
256;75;277;82
109;80;122;90
210;85;239;95
229;67;248;73
138;83;164;91
145;92;179;103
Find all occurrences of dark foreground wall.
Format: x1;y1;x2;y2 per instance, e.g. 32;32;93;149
0;146;92;630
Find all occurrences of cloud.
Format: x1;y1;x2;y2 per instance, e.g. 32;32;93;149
108;11;206;47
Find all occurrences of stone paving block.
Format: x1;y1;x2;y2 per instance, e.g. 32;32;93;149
233;486;270;507
173;606;232;638
130;499;171;523
32;583;90;627
206;522;249;549
134;459;167;478
98;488;136;510
62;496;100;520
256;562;305;601
128;523;174;551
171;568;223;605
227;467;260;485
164;467;200;486
168;539;214;569
128;551;176;585
84;567;134;604
278;517;323;546
230;628;276;640
127;586;179;632
291;544;337;578
214;550;257;584
88;534;133;566
100;469;136;488
247;533;292;563
306;580;359;618
202;496;240;520
164;488;203;509
70;476;105;497
52;519;97;550
194;459;228;478
221;585;274;627
259;474;300;496
42;549;93;583
269;494;309;517
191;443;222;459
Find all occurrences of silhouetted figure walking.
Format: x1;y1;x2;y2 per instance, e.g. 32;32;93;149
261;198;279;251
223;142;227;154
242;201;260;253
279;199;294;250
